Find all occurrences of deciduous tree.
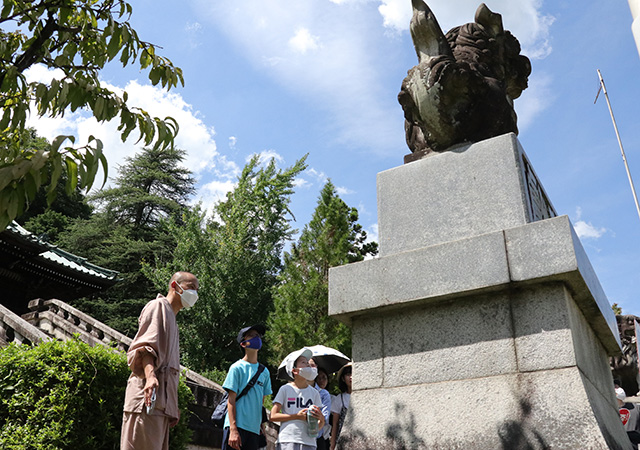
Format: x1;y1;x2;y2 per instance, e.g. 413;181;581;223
145;155;308;372
266;181;378;367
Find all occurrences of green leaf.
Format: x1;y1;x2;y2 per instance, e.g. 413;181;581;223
0;107;11;130
7;189;19;220
65;157;78;193
1;2;14;19
24;171;38;201
50;135;73;154
49;155;64;189
107;27;121;60
94;96;105;120
148;67;161;86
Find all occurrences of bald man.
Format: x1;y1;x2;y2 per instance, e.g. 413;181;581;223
121;272;199;450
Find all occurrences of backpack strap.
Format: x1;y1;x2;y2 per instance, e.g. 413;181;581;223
236;363;265;402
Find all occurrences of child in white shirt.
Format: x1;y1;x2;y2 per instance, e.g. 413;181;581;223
271;348;325;450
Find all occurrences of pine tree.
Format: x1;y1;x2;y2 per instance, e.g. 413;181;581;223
266;181;378;368
90;145;195;239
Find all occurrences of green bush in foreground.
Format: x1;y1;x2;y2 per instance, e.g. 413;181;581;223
0;339;193;449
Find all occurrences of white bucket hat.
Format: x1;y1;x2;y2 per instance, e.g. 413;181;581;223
282;347;313;378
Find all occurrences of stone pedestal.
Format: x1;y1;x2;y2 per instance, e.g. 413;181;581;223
328;134;628;449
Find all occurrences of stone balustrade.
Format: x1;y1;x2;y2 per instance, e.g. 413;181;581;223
0;302;51;346
23;298;132;351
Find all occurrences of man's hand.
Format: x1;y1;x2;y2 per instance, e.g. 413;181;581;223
143;374;159;407
141;353;158;407
228;427;242;450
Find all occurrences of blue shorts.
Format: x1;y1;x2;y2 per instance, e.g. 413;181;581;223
222;427;260;450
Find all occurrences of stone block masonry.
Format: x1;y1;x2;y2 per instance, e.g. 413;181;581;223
329;133;630;449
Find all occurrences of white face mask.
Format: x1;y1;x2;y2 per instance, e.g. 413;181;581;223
298;367;318;381
177;283;198;308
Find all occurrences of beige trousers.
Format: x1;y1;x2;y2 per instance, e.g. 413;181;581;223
120;411;170;450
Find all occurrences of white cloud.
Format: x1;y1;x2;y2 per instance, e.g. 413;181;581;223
250;150;284;166
24;65;65;83
336;186;355;195
357;201;371;217
572;207;607;239
24;70;219;189
293;177;312;189
192;0;401;153
186;21;202;32
198;179;236;213
574;221;607;239
229;136;237;149
378;0;410;32
307;168;327;183
379;0;555;59
364;223;379;260
289;28;321;54
515;72;554;132
186;21;203;49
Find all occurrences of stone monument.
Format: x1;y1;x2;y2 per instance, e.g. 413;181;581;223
328;2;629;449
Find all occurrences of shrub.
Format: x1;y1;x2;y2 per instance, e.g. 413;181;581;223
0;339;193;449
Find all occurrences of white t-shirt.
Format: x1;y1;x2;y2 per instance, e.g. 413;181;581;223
330;392;350;415
274;383;323;446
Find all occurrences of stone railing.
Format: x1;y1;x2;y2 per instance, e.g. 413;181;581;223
23;298;132;352
0;302;51;346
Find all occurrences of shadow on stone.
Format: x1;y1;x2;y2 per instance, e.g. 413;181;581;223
497;398;550;450
339;401;426;449
339;397;555;450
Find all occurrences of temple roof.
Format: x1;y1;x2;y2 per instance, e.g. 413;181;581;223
0;222;119;314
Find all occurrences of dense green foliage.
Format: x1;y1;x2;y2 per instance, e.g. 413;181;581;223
0;0;183;229
266;181;378;367
0;339;193;449
144;155;308;372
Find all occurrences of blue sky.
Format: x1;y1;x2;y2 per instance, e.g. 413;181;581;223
26;0;640;314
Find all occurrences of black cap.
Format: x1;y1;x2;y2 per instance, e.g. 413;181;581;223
237;324;266;343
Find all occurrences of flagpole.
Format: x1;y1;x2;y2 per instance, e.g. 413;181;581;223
595;69;640;223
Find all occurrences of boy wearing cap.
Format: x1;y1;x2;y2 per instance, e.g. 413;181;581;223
222;325;272;450
271;348;325;450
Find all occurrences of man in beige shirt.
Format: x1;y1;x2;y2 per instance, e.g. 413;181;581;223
120;271;199;450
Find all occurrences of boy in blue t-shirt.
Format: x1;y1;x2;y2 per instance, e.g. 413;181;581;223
222;325;272;450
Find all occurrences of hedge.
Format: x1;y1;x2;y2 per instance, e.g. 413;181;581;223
0;338;192;449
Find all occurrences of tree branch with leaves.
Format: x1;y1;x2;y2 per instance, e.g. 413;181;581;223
0;0;184;229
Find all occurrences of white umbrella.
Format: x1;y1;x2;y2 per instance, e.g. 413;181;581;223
276;345;351;381
307;345;350;375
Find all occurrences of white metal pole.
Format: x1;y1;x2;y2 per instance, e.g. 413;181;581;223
596;69;640;223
